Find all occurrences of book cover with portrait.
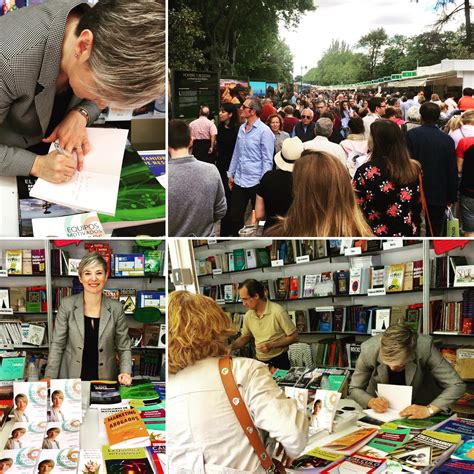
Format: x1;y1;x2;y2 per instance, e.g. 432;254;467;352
42;422;80;450
36;449;79;474
0;447;41;474
49;380;82;422
4;422;47;450
13;382;47;422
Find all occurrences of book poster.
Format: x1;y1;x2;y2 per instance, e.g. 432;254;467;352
311;390;341;432
42;422;80;449
13;382;47;422
0;448;41;474
49;380;82;422
4;422;47;449
37;449;79;474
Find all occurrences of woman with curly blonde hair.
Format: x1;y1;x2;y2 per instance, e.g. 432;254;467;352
168;291;308;473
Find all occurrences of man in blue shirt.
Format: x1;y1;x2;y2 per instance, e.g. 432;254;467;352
227;96;275;236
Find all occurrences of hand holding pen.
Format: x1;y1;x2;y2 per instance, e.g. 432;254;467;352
368;390;389;413
29;141;77;184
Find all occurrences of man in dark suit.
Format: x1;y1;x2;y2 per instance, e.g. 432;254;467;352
407;102;458;236
293;108;315;142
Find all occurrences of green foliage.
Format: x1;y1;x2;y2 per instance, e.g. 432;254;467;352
169;0;314;79
357;28;389;78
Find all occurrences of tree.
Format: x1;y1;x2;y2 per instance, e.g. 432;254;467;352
415;0;473;52
357;28;389;78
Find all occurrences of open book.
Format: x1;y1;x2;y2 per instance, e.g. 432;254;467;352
30;128;128;215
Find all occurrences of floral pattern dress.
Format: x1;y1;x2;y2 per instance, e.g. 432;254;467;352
353;163;421;236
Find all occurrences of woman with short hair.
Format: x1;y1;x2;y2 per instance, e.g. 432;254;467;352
266;151;373;237
42;428;61;449
45;252;132;384
349;323;465;419
266;113;290;154
169;291;308;473
4;428;26;449
353;120;422;236
0;0;165;181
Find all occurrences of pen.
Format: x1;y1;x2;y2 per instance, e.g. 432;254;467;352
53;141;67;155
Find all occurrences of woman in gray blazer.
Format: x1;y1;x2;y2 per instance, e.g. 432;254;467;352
0;0;164;181
45;253;132;385
349;323;465;419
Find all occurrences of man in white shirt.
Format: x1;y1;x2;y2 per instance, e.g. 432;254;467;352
303;118;347;165
363;97;386;139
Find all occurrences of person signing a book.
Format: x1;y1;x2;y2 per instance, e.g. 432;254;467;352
44;252;132;385
0;0;165;183
231;279;299;369
349;323;465;419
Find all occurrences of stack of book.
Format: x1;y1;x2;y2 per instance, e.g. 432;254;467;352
3;249;46;276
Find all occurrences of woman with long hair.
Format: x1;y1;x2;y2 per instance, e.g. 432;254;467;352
45;253;132;384
216;103;240;236
168;291;307;473
353;120;422;236
447;110;474;148
266;151;373;237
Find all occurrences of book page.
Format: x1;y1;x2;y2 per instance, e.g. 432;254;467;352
30;128;128;215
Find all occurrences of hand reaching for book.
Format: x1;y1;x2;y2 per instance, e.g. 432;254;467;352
399;404;430;419
118;373;132;386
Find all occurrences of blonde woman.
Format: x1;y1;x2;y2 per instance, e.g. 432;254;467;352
447;110;474;148
169;291;308;473
42;428;61;449
45;253;132;384
349;323;465;419
4;428;26;449
266;151;373;237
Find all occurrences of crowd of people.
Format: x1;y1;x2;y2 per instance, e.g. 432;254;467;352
169;86;474;237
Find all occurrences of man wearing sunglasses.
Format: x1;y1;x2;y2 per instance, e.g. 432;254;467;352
227;96;274;236
293;108;315;143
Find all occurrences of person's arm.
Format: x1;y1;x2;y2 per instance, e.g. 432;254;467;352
114;306;132;384
44;304;69;378
457;157;463;174
348;344;379;409
242;361;308;459
213;172;227;222
255;194;266;221
257;331;298;354
209;134;217;154
231;334;252;351
260;128;276;175
456;140;465;174
227;127;241;189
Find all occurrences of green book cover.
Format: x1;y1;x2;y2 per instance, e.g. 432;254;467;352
360;428;411;457
256;248;270;267
233;249;246;271
98;147;166;226
327;375;346;391
389;414;451;430
144;250;163;275
119;383;158;400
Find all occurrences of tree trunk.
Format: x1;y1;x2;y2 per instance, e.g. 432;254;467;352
465;0;472;52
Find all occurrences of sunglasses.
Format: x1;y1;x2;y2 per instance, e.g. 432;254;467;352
301;115;312;119
241;104;253;110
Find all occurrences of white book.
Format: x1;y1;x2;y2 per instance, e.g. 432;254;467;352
4;421;47;449
49;379;82;422
375;308;391;331
311;390;341;433
23;324;45;346
37;448;79;474
349;268;362;295
303;275;317;297
30;128;129;215
0;448;40;474
43;421;80;449
13;382;48;422
78;449;105;474
245;249;257;269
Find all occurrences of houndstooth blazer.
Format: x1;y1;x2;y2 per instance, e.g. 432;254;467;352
0;0;100;177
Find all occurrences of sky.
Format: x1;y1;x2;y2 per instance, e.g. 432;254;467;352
280;0;463;77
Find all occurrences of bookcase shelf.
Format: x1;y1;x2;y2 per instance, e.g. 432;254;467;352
132;346;165;350
430;286;474;291
1;274;46;278
300;331;371;336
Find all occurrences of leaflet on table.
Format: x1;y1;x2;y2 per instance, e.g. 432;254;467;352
30;128;129;215
363;383;412;422
13;382;47;422
0;448;40;474
43;421;80;449
4;422;47;449
78;449;105;474
49;379;82;422
37;448;80;474
32;212;106;238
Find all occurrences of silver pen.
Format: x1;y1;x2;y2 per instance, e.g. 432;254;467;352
53;141;67;155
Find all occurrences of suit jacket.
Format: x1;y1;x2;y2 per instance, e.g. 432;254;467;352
42;438;60;449
4;439;21;450
44;293;132;380
348;334;465;411
293;122;315;143
12;409;28;422
0;0;100;177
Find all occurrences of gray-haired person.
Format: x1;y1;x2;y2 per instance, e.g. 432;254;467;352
349;323;465;419
0;0;164;182
44;252;132;385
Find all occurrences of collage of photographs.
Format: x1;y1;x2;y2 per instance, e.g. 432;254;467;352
0;0;474;473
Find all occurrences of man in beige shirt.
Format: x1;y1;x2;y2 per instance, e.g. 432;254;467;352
231;279;298;369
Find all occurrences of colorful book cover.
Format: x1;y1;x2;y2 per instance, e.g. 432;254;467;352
78;449;105;474
42;421;81;449
104;408;149;449
311;390;341;432
358;428;411;458
13;382;47;422
290;448;343;471
322;427;378;455
89;381;122;408
49;379;82;422
233;249;246;271
324;454;386;473
31;212;105;238
101;446;153;474
36;448;80;474
4;421;46;449
138;151;166;178
386;264;405;292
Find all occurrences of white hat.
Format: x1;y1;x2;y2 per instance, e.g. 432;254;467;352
274;136;304;172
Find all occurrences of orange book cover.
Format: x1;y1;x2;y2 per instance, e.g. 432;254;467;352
323;427;377;452
104;408;150;448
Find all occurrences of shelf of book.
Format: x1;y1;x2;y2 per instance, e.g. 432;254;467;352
132;346;165;350
0;274;46;277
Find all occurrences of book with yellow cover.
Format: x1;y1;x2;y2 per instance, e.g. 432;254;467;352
322;427;378;455
104;408;150;449
386;264;405;293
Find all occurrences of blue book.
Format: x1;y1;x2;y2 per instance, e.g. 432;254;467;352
138;151;166;178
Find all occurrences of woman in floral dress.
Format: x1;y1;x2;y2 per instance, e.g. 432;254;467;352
353;120;422;236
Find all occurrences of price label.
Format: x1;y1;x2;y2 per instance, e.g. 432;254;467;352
371;329;385;336
212;268;223;275
271;259;284;267
296;255;310;264
383;240;403;250
344;247;362;256
0;270;7;278
0;308;13;315
208;239;217;245
367;288;387;296
315;306;335;312
216;299;225;305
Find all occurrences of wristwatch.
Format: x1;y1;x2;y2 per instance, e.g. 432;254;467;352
427;405;435;416
73;106;90;124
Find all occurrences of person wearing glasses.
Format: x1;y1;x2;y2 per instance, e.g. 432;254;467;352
293;108;315;142
227;96;274;236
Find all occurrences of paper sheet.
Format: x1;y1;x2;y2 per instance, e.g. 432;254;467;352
364;383;413;422
30;128;128;215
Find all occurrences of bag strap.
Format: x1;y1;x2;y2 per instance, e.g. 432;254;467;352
419;173;434;236
218;356;275;472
